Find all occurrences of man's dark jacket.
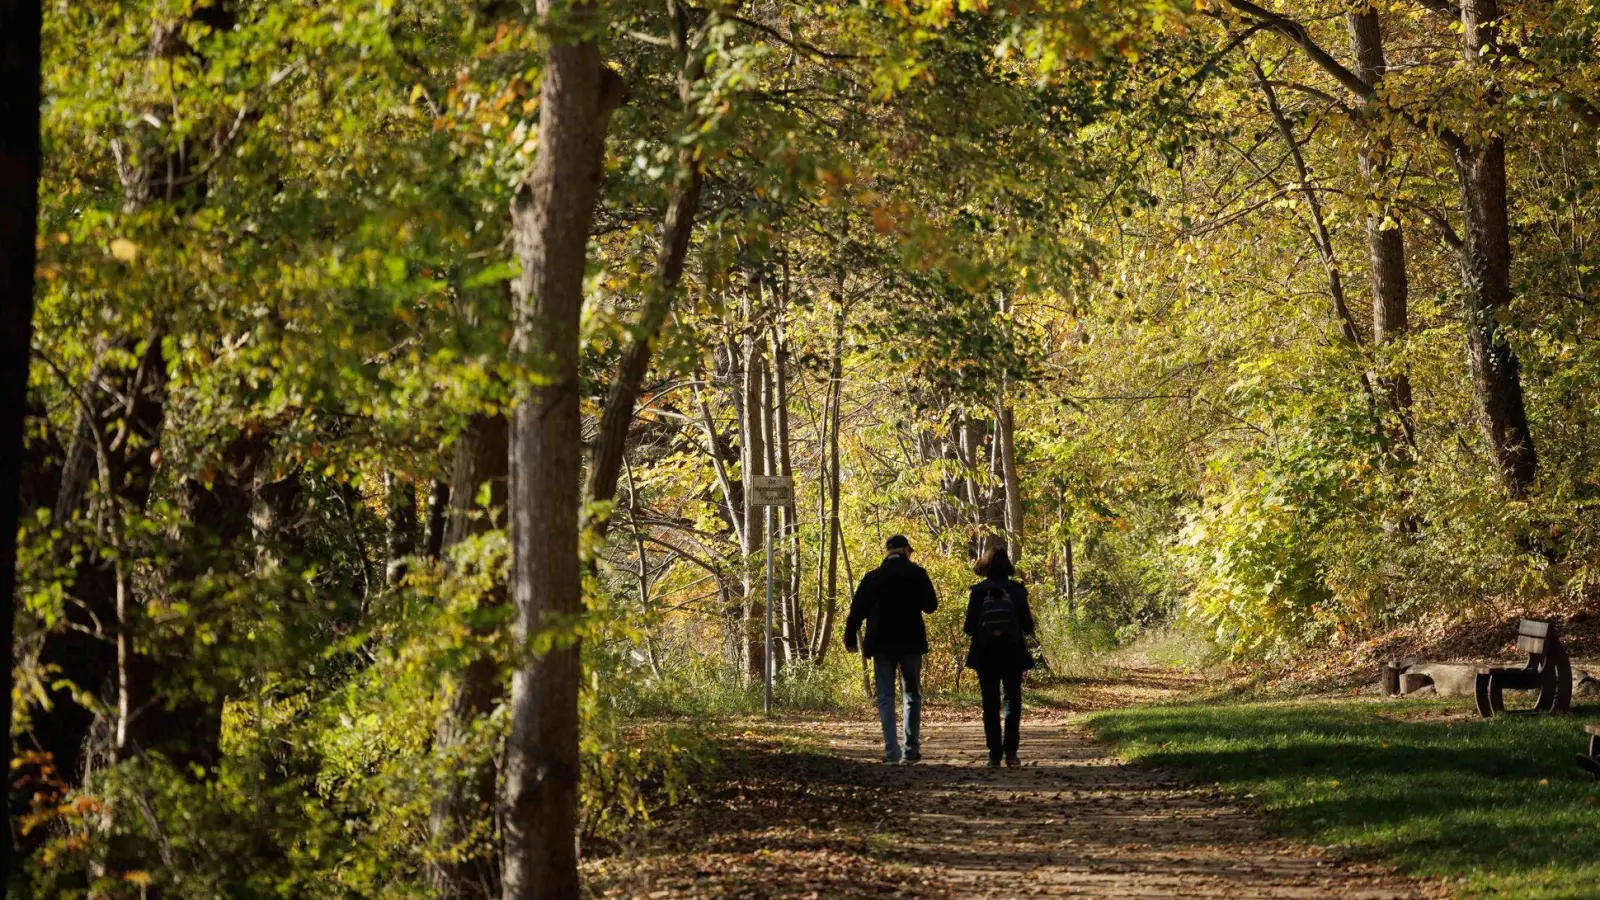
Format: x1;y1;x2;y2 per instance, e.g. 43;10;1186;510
844;554;939;659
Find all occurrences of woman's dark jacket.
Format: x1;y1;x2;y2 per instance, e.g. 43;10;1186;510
962;578;1036;674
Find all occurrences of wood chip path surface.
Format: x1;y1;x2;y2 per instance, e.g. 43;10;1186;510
585;670;1444;899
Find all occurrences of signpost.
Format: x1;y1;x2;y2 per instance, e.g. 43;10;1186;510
747;475;794;714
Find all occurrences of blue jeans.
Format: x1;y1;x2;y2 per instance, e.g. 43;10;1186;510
873;652;923;761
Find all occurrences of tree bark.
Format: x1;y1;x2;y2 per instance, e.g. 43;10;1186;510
581;163;703;534
0;0;42;874
739;269;767;684
500;3;624;894
424;478;450;561
428;413;507;900
815;300;844;664
1253;63;1365;348
771;307;803;663
1451;0;1537;496
1347;8;1417;453
996;399;1023;555
33;336;166;794
760;336;784;670
1228;0;1537;496
385;472;418;587
581;1;713;531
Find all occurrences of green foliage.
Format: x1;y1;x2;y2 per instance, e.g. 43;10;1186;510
19;0;1600;890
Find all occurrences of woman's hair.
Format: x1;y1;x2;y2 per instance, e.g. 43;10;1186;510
975;544;1015;580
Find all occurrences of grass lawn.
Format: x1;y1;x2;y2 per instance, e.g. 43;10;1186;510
1085;696;1600;899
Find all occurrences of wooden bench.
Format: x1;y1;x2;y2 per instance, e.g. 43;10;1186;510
1474;619;1572;718
1578;724;1600;780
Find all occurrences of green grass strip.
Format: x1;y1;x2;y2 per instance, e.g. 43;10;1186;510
1085;698;1600;899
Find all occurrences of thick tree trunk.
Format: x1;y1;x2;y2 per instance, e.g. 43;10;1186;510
1231;0;1534;495
0;0;43;874
957;417;992;544
500;4;624;894
577;0;719;534
1347;8;1417;452
1451;0;1537;496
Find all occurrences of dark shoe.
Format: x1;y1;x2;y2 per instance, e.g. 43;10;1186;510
1004;753;1020;767
903;751;922;764
986;755;1001;768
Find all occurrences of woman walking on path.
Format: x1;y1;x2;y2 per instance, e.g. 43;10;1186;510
963;544;1035;767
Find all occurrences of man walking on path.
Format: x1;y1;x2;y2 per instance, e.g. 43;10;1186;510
844;535;939;764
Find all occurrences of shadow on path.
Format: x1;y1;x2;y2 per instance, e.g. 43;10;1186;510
585;670;1442;899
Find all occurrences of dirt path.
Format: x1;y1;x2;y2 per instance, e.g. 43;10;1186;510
586;671;1441;899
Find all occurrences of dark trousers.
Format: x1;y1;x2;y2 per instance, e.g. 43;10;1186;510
978;669;1022;757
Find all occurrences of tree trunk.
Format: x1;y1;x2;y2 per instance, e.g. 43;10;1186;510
500;4;624;894
692;370;744;548
580;3;716;532
772;307;803;663
581;164;703;534
739;269;767;684
0;0;42;874
1451;0;1537;496
1347;7;1417;453
816;300;844;664
1064;533;1075;613
810;366;831;658
428;416;507;900
386;472;418;587
996;398;1023;555
33;336;166;796
424;478;450;561
760;336;784;670
1253;63;1366;348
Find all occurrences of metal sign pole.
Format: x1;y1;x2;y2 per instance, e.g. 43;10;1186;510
764;502;774;715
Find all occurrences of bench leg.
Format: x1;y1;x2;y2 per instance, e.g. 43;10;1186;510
1489;676;1507;715
1475;673;1494;718
1536;668;1557;713
1554;662;1573;714
1590;734;1599;759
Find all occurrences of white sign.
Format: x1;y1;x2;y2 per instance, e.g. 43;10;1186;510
748;475;794;507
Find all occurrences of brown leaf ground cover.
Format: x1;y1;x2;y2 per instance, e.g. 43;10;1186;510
583;670;1447;899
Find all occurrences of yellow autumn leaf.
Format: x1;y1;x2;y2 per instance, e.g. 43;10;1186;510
109;238;139;262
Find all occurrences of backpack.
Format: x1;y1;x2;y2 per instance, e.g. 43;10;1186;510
977;582;1023;649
